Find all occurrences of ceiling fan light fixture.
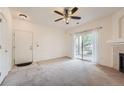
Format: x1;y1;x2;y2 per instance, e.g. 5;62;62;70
63;17;69;24
66;20;69;24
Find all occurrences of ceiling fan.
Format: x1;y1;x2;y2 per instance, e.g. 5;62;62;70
54;7;81;24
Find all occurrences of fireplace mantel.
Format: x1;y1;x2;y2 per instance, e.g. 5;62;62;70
107;38;124;45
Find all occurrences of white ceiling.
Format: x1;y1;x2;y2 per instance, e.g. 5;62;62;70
10;7;122;30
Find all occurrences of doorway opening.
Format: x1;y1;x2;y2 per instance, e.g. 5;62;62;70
74;31;98;63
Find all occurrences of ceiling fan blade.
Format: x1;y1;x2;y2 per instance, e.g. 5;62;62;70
70;16;81;19
54;11;64;16
54;18;63;22
71;7;78;14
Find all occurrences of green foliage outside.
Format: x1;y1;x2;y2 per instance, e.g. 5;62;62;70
82;33;93;55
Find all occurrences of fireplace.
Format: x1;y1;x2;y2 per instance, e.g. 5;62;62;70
119;53;124;73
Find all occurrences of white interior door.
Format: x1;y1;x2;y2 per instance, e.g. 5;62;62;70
14;31;33;65
0;16;3;84
0;14;8;84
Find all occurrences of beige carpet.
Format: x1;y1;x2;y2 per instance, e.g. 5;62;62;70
1;57;124;86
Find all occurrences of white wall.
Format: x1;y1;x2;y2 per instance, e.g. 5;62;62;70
33;26;67;61
12;19;67;62
112;8;124;39
66;15;113;67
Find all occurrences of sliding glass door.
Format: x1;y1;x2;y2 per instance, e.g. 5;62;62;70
75;31;97;62
82;33;93;61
